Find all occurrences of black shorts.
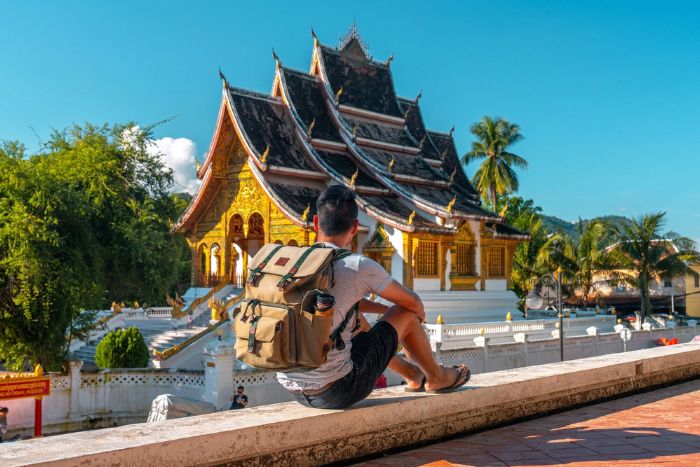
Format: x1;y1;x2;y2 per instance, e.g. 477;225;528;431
292;320;399;409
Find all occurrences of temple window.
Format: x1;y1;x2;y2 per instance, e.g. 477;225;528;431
416;240;438;277
287;239;298;246
210;244;221;277
486;247;505;278
455;242;476;276
248;213;264;237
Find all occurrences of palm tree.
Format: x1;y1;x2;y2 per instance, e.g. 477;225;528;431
462;116;528;209
538;220;618;307
511;212;548;299
609;212;699;317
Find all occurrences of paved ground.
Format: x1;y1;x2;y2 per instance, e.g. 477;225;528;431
357;378;700;466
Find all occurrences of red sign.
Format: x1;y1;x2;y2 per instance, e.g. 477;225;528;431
0;378;51;400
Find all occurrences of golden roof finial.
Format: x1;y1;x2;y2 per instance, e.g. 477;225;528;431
419;135;426;151
386;54;394;66
387;156;395;175
352;122;358;139
301;203;311;223
441;148;450;161
311;27;319;47
499;202;509;219
436;314;444;324
307;118;316;139
272;48;281;69
446;195;457;214
403;106;411;120
335;86;344;102
218;67;229;88
260;144;270;165
449;125;455;137
195;158;202;173
407;210;416;226
449;168;457;184
34;364;44;377
349;167;359;189
415;90;422;103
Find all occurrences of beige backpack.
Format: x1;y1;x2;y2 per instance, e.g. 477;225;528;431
232;243;357;370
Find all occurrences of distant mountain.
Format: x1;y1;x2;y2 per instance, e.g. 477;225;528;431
541;215;631;240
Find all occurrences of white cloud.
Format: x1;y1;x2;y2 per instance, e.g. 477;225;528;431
148;136;201;195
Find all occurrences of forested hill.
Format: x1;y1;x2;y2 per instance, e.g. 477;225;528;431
541;215;631;240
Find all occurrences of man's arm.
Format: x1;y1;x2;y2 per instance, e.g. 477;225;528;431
377;280;425;322
358;298;389;314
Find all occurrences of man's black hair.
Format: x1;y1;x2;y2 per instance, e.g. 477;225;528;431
316;185;358;236
237;385;244;391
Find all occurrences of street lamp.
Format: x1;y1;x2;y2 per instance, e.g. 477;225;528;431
526;272;564;361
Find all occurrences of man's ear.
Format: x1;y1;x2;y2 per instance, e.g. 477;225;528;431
350;219;359;235
313;214;320;232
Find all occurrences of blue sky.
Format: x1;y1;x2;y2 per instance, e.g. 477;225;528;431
1;1;699;239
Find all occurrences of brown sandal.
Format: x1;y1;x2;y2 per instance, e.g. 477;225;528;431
404;376;426;393
426;366;471;394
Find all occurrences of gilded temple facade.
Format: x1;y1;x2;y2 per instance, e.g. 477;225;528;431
175;27;527;292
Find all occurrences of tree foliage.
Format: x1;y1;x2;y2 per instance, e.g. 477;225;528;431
94;327;149;369
609;212;699;316
0;124;190;370
462;116;527;209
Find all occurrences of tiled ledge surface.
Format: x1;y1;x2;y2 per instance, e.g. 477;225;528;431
3;343;700;466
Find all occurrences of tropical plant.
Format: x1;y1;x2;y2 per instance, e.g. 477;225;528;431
94;327;149;368
0;124;190;370
537;220;618;307
462;116;528;209
511;212;549;299
609;212;699;316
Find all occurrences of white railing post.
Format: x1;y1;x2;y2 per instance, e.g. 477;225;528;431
514;333;527;367
68;360;83;418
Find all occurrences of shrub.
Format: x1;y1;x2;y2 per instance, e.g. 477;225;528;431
94;327;149;368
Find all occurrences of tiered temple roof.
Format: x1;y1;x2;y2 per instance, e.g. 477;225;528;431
176;27;526;239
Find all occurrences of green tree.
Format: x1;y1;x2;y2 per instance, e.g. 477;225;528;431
94;327;149;368
609;212;699;316
511;212;549;299
538;220;618;307
462;116;528;209
0;124;190;370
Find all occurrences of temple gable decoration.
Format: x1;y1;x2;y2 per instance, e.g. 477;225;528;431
175;26;527;292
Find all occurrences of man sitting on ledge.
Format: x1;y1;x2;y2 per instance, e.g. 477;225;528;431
277;185;470;409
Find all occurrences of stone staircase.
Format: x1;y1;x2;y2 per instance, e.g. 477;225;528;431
72;285;243;368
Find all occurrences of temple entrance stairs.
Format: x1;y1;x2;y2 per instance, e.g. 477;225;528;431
70;285;242;368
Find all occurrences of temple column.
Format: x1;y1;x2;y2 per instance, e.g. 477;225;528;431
402;232;414;290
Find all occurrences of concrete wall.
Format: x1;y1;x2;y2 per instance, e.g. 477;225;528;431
5;343;700;466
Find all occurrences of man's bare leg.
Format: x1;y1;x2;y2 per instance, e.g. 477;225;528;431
387;354;424;389
381;305;467;391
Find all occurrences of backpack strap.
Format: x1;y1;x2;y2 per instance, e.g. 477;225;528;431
276;243;325;290
247;245;284;286
329;302;359;351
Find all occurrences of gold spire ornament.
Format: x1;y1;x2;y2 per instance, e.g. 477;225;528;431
311;27;319;47
349;167;359;189
385;54;394;66
449;125;455;137
301;204;311;223
387;156;395;175
307;118;316;139
272;48;281;69
195;158;202;173
415;90;422;102
446;195;457;214
499;202;509;219
449;168;457;184
407;210;416;226
260;144;270;165
335;86;344;102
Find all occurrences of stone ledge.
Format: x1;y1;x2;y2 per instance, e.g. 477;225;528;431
3;343;700;466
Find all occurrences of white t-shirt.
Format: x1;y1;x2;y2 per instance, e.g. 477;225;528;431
276;244;393;391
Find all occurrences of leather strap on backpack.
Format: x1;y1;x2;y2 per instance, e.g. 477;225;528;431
276;243;324;290
248;245;284;286
329;302;359;351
